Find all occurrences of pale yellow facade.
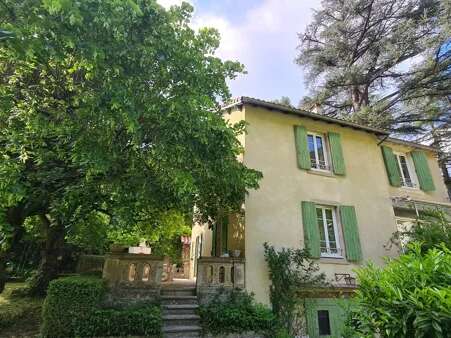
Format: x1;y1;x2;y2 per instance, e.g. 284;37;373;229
190;99;451;305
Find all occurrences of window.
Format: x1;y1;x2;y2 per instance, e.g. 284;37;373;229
317;310;331;335
316;206;342;257
395;153;417;188
307;133;329;171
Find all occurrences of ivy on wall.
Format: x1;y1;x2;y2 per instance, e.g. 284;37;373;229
264;243;328;336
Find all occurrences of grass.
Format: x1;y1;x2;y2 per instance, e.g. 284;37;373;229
0;282;43;337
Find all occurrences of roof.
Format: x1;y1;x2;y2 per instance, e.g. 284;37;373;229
223;96;389;136
384;137;437;152
223;96;438;152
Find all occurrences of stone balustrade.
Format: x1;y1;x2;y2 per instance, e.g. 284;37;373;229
77;254;105;274
196;257;245;304
102;253;164;289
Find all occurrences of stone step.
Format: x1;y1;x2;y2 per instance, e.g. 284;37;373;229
163;304;199;315
161;295;198;305
160;287;196;297
162;325;201;338
163;314;200;326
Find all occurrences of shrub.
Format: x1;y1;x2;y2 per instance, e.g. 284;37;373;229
41;275;106;337
78;305;161;337
41;275;162;337
350;243;451;338
200;289;276;336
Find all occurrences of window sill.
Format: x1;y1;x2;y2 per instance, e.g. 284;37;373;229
308;169;335;178
319;257;351;265
399;185;419;191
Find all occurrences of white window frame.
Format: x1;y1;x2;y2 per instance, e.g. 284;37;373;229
307;132;330;172
316;205;342;258
394;152;418;189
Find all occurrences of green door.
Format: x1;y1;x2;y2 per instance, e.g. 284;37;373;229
305;298;350;338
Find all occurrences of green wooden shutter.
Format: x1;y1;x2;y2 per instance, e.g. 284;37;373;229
301;201;320;258
294;125;311;170
305;299;319;338
411;150;435;192
339;205;362;262
221;216;228;254
381;146;401;187
211;224;216;257
328;132;346;175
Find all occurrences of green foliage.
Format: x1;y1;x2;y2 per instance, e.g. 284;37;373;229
41;276;106;337
41;275;162;337
392;209;451;254
263;243;327;336
77;305;161;337
350;243;451;338
0;0;261;292
200;289;276;336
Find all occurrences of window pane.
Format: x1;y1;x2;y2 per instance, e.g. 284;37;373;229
318;310;331;335
326;209;337;253
316;136;326;169
316;208;326;243
399;155;413;186
308;135;316;166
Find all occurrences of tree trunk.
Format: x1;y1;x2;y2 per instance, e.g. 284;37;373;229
0;253;7;293
351;86;361;112
0;206;26;293
28;215;65;296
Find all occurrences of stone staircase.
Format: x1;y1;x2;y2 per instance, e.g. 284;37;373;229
161;286;201;338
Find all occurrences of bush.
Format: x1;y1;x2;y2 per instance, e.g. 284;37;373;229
78;305;161;337
350;243;451;338
41;275;162;337
41;275;106;337
200;289;276;336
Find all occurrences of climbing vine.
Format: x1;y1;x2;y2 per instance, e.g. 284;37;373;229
264;243;328;336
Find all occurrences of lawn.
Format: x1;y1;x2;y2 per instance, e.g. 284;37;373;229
0;282;43;337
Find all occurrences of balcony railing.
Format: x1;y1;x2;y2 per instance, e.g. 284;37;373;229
311;159;330;171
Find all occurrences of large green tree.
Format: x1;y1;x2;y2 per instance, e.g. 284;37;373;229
0;0;261;294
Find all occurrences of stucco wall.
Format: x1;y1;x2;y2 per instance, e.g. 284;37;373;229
189;222;212;279
242;105;401;305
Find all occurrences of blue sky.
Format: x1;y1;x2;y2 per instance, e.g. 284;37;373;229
157;0;322;106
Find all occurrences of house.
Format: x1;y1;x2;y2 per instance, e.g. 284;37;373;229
189;96;451;337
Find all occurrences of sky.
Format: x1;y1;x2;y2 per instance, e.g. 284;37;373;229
157;0;322;106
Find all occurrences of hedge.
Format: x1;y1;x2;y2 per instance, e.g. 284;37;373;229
79;305;161;337
41;276;106;337
41;275;161;337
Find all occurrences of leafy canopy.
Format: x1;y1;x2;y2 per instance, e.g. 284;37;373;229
0;0;261;241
